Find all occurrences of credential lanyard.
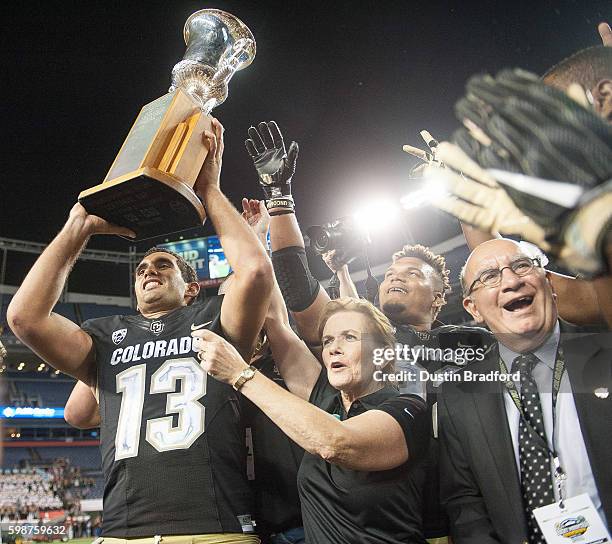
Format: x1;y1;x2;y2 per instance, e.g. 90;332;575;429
499;346;568;506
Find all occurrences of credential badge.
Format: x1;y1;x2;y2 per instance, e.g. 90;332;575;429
555;515;588;538
112;328;127;345
150;320;164;335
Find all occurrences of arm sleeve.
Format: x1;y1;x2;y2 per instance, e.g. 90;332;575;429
375;394;430;463
271;246;321;312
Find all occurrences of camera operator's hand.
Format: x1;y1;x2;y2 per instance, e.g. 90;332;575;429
245;121;299;212
321;249;348;273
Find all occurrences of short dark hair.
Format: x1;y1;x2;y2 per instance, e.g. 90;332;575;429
392;244;451;318
141;247;198;284
542;46;612;91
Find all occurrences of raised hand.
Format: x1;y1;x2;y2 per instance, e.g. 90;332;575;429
194;117;225;195
69;203;136;239
241;198;270;245
426;143;549;249
245;121;299;210
403;129;442;177
321;249;348;273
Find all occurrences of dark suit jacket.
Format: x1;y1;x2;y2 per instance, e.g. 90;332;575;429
438;330;612;544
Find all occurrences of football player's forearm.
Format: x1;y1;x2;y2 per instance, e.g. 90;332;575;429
592;274;612;329
550;272;605;325
8;215;90;332
461;222;497;251
200;185;271;276
269;212;305;250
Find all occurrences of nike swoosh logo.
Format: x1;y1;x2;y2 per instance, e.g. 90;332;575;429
404;408;415;419
191;320;213;331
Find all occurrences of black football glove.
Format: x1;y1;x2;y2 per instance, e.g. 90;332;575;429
245;121;299;211
452;69;612;276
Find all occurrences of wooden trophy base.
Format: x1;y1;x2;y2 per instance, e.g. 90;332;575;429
79;89;211;241
78;167;205;241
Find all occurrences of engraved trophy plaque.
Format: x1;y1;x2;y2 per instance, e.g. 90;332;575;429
79;9;256;240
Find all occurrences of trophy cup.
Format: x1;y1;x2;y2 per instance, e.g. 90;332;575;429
78;9;256;240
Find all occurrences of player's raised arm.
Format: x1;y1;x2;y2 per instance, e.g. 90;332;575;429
242;198;322;400
194;119;273;359
7;204;135;384
245;121;330;347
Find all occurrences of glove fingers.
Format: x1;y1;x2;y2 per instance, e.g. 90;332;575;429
247;126;266;153
410;163;428;177
435;170;492;207
245;139;258;157
434;197;494;233
402;144;430;161
287;141;299;170
258;121;275;150
268;121;286;152
436;142;498;188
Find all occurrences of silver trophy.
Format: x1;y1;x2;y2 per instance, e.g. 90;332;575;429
170;9;256;113
79;9;256;240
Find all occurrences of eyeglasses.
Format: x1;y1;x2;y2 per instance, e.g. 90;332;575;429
465;257;541;296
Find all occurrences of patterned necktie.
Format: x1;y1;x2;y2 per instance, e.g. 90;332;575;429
513;353;555;544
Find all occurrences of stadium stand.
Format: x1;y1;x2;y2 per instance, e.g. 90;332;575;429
0;469;62;519
33;447;101;470
10;379;74;408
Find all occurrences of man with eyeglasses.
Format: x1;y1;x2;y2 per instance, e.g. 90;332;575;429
437;238;612;543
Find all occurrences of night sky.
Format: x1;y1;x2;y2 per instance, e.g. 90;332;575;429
3;1;610;286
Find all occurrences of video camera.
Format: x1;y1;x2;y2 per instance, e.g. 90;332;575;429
306;216;369;264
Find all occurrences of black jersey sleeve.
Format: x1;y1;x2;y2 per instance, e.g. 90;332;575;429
374;395;430;463
81;316;111;338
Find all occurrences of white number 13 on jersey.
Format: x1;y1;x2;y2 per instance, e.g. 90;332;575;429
115;357;206;460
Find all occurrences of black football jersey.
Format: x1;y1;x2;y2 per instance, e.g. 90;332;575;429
392;322;494;538
242;352;304;537
82;298;254;537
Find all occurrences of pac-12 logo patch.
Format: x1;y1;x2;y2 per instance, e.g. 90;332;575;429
150;320;164;335
112;329;127;345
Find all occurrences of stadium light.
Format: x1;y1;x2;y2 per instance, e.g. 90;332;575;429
353;198;400;236
400;178;448;210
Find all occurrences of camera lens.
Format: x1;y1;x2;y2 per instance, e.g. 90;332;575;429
314;231;330;251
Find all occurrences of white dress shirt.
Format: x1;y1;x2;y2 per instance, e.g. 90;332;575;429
498;321;606;527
